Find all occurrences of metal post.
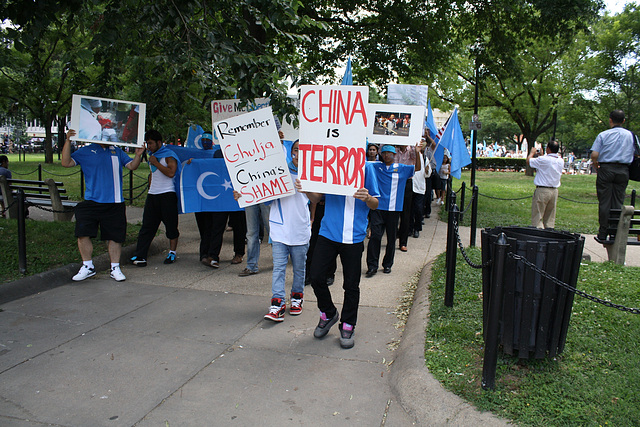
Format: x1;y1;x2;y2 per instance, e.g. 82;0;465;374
459;181;466;223
471;60;479;189
17;189;27;275
631;189;636;207
444;192;458;307
38;163;42;181
129;169;133;205
470;185;479;247
482;232;508;390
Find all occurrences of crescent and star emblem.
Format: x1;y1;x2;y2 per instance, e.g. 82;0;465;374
196;172;233;200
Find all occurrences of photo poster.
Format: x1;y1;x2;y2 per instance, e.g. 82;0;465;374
298;85;369;196
211;96;300;143
387;84;429;107
213;107;294;208
367;104;426;146
70;94;146;148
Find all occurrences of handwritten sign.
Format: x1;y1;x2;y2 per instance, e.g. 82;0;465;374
214;107;294;207
298;85;369;196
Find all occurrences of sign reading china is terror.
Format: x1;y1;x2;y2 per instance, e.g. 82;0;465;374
298;85;369;196
214;107;294;208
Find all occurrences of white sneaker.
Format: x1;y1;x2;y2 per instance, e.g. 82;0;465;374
110;266;126;282
72;265;96;281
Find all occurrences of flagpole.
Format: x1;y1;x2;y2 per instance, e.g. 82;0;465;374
470;59;479;189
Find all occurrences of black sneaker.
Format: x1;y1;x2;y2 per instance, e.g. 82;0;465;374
313;311;339;338
339;322;355;349
130;256;147;267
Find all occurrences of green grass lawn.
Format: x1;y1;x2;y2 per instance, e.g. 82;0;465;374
425;250;640;426
5;153;150;208
449;170;640;235
0;218;142;283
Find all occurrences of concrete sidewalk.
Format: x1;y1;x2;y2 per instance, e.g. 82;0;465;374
1;206;638;426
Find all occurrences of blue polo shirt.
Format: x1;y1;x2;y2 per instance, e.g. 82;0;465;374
591;127;635;164
71;144;132;203
319;162;381;244
371;161;414;211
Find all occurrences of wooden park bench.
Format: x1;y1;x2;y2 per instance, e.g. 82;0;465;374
0;176;77;221
596;206;640;264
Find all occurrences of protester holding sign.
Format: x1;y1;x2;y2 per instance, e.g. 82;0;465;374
130;130;180;267
249;140;312;322
366;144;420;277
62;129;144;282
303;162;380;349
394;144;419;252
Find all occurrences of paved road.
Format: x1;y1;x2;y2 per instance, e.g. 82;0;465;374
1;205;636;426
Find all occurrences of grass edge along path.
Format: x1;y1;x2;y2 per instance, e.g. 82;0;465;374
425;248;640;426
0;219;142;284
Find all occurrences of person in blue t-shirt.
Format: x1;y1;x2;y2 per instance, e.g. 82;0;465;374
62;129;144;282
365;144;420;277
297;162;380;349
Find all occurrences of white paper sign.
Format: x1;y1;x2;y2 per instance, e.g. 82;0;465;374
298;85;369;195
214;107;294;207
367;103;425;146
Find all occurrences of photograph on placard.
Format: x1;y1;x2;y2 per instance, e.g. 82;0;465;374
214;106;294;208
69;94;146;148
297;85;369;196
367;103;425;146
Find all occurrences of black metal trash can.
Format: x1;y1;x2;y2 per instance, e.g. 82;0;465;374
481;226;585;359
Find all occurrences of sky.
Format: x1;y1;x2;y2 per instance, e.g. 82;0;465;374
604;0;631;14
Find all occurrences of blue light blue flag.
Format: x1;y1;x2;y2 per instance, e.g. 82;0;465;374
426;99;438;140
179;158;242;213
437;108;471;179
185;124;205;149
341;57;353;85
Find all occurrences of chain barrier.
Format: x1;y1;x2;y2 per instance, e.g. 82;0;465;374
11;168;40;176
1;199;17;216
557;195;598;205
128;182;148;191
508;253;640;314
131;171;148;180
40;168;81;177
459;195;475;216
478;192;532;201
452;215;491;269
124;187;147;202
30;204;75;214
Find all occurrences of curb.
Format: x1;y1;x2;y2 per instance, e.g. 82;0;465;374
390;260;511;426
0;239;164;305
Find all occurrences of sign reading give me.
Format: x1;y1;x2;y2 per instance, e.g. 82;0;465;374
298;85;369;196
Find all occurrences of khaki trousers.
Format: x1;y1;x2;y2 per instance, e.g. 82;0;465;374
531;187;558;229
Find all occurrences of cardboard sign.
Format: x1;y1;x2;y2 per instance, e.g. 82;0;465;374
214;107;294;207
367;104;425;146
298;85;369;195
210;97;299;142
70;95;146;148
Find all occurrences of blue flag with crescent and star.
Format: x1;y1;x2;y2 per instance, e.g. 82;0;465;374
178;158;242;213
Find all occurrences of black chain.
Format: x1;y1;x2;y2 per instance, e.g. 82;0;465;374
11;168;39;176
557;195;598;205
478;192;532;201
453;216;491;269
30;204;75;214
509;253;640;314
1;199;17;215
40;168;81;177
124;187;147;202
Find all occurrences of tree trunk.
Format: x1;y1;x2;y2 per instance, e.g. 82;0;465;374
44;113;54;164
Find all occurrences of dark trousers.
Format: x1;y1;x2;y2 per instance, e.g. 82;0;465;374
366;209;399;270
196;211;246;261
306;202;336;280
410;192;425;232
596;163;629;237
424;174;441;217
310;236;364;326
134;192;179;259
397;179;413;246
209;211;246;262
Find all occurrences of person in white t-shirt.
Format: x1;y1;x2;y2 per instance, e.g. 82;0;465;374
263;140;312;322
527;140;564;229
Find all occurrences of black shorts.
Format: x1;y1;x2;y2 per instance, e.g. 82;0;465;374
75;201;127;243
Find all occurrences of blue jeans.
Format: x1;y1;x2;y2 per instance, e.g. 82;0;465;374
271;241;308;301
245;203;270;272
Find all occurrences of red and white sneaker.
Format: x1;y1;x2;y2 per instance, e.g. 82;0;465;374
264;298;285;322
290;292;303;315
